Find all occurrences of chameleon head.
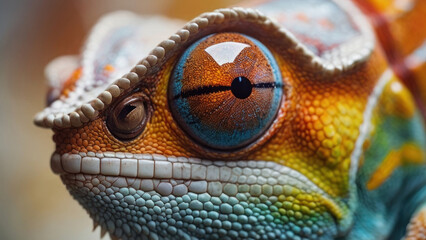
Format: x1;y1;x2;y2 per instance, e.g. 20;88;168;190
35;4;380;240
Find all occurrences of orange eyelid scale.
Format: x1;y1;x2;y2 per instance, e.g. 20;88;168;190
53;34;388;197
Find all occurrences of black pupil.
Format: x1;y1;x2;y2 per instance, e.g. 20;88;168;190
231;76;252;99
118;105;136;120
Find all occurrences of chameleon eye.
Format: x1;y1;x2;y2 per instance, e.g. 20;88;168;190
107;93;149;141
169;32;283;150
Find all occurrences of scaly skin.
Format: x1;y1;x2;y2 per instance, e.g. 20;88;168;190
35;0;426;239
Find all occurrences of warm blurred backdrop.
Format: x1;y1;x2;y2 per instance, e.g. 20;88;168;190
0;1;239;239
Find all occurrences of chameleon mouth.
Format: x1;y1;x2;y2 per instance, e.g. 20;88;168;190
54;152;343;239
52;152;330;198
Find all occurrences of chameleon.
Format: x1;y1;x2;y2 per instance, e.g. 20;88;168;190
34;0;426;239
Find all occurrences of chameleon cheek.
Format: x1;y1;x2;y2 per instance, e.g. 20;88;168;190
168;33;283;150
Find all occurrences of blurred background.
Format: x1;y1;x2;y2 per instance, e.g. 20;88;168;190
0;1;239;239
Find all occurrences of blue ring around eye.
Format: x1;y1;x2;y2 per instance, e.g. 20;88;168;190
169;33;283;150
171;35;209;99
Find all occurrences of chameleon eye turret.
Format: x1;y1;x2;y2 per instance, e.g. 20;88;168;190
168;33;283;150
106;93;150;141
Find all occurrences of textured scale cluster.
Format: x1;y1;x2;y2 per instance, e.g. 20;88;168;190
64;173;337;240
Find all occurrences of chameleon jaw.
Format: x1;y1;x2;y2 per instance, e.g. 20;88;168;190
54;152;344;239
52;152;331;197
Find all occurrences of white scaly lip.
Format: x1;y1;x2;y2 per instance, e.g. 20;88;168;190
52;152;331;198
